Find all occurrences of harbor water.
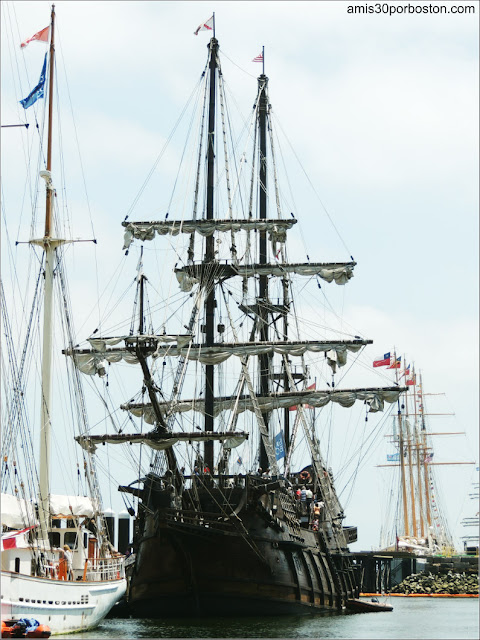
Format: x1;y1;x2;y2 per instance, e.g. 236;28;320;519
53;596;478;639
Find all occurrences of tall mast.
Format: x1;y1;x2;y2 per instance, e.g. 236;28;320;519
395;360;409;537
414;381;425;538
420;373;433;530
203;36;219;473
257;70;270;471
406;402;417;537
38;4;56;544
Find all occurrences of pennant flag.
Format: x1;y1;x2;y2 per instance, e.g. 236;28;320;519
236;456;242;466
274;431;286;461
20;25;49;48
1;525;36;551
373;352;391;367
289;382;316;412
20;53;47;110
387;356;401;369
194;15;214;35
252;52;263;63
387;453;400;462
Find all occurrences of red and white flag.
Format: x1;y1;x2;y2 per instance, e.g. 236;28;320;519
1;525;36;551
373;352;391;367
289;383;316;412
20;26;50;48
194;16;213;36
252;52;263;63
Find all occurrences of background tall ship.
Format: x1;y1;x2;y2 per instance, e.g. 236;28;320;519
1;6;126;633
66;22;407;617
375;359;476;558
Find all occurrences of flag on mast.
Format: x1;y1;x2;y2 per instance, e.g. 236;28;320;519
274;432;286;461
406;368;416;386
289;383;316;412
373;352;391;367
1;526;37;551
194;16;214;35
19;53;47;110
252;52;263;63
20;26;49;48
400;364;410;379
387;356;401;369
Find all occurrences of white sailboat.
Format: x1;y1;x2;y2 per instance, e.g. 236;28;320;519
1;5;126;634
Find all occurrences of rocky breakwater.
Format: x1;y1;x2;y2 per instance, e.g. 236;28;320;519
391;571;479;595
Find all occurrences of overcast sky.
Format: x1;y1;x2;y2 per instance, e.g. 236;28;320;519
1;1;478;551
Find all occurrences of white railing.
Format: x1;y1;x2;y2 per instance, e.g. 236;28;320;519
82;556;125;582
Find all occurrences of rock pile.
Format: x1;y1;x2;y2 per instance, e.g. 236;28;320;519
391;571;479;595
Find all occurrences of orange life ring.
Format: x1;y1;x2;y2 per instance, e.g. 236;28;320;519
300;470;311;482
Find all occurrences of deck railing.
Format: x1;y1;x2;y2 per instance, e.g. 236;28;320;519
82;556;125;582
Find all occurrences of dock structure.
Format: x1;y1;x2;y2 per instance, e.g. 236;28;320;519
350;551;479;594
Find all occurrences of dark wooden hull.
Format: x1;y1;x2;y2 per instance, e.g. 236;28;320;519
127;510;359;617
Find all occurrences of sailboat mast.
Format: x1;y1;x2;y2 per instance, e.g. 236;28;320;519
204;37;219;473
405;400;418;537
414;382;425;538
38;4;56;544
420;373;433;529
396;360;410;537
257;71;270;471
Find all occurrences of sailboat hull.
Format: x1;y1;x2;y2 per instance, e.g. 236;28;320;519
1;571;126;635
127;513;358;617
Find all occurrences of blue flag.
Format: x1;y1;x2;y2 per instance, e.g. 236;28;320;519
274;431;286;461
387;453;400;462
20;53;47;109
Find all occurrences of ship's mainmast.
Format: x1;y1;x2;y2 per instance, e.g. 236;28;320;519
35;4;58;544
203;36;219;473
257;71;271;471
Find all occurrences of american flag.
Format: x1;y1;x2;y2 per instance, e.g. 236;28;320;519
252;52;263;63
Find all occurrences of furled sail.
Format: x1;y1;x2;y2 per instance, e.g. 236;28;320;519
121;387;404;424
66;338;370;376
64;333;192;376
122;218;297;249
49;494;96;518
76;431;248;453
1;493;38;529
175;261;356;291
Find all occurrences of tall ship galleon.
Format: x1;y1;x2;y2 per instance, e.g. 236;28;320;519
66;19;407;616
1;6;126;633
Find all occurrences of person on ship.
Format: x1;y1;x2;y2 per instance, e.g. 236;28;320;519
313;501;324;520
63;545;73;580
305;487;313;511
